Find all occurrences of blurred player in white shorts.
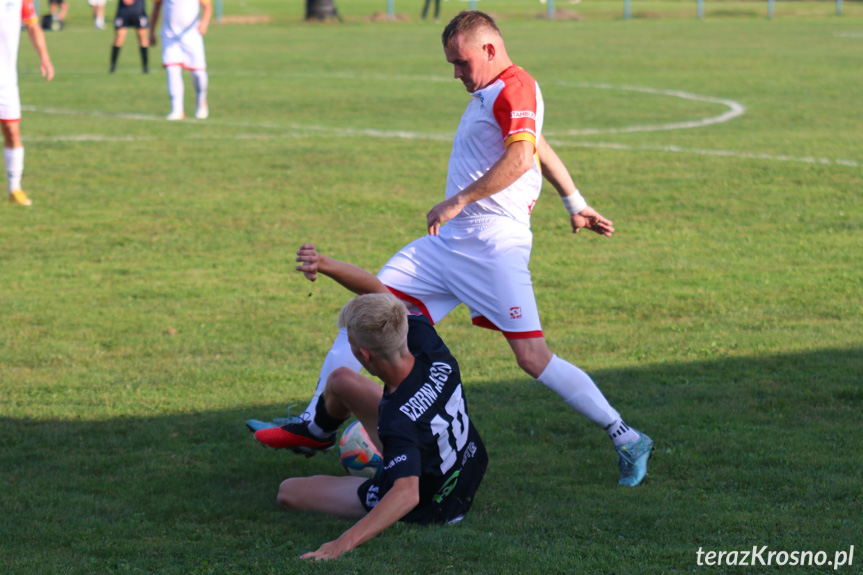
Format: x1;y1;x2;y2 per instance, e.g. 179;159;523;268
0;0;53;206
89;0;108;29
149;0;211;120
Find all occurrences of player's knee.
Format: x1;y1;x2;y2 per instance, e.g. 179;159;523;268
277;479;301;510
514;350;550;379
325;366;357;395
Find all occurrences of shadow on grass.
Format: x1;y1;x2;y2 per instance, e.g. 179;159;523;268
1;347;861;574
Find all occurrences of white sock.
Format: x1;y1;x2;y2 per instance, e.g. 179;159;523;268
4;146;24;193
191;69;208;108
537;354;638;445
301;327;362;419
166;66;184;115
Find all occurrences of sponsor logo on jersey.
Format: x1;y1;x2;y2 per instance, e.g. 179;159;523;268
462;441;478;466
511;110;536;120
384;454;408;470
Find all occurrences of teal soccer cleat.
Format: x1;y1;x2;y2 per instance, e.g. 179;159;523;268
616;432;654;486
246;406;305;433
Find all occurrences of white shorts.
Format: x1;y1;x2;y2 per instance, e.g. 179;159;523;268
161;30;206;70
88;0;107;7
0;84;21;122
378;216;543;338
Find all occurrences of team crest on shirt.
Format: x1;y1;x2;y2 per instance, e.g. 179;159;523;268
509;307;522;320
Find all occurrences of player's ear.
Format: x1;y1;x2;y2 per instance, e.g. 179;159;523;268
483;42;496;60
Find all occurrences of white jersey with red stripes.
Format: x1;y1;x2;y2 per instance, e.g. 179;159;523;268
0;0;37;120
378;64;547;338
446;65;544;228
0;0;37;88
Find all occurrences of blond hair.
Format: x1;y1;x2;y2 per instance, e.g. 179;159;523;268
441;10;501;48
338;293;408;361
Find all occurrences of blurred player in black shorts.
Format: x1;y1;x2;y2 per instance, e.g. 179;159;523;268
110;0;149;73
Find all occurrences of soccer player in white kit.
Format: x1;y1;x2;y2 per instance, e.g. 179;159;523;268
149;0;210;120
0;0;53;206
253;11;654;487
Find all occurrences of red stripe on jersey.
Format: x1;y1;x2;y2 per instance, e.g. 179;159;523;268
386;286;434;325
22;0;37;21
471;316;543;340
492;66;538;150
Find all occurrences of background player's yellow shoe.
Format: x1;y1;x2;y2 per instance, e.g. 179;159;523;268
9;190;32;206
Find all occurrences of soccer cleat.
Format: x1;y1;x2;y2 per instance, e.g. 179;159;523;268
254;420;335;457
616;431;654;487
194;105;208;120
166;111;185;121
245;406;305;432
9;190;32;206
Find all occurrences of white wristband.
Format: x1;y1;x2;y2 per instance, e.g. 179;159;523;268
561;192;587;215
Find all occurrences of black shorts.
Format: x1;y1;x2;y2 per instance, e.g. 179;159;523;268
357;439;488;526
114;10;148;28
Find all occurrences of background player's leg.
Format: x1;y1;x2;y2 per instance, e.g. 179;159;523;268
111;28;126;73
165;65;184;120
191;69;208;119
136;28;149;73
2;122;28;206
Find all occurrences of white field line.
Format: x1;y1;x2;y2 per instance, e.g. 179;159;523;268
546;139;862;169
20;84;858;169
544;83;746;136
23;129;861;169
834;31;863;38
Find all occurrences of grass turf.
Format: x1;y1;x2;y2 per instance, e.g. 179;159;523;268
1;0;861;573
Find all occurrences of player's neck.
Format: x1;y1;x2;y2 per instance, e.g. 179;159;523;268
380;353;416;393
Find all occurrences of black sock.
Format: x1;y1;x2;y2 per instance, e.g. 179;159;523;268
140;46;148;72
314;398;347;434
110;45;120;71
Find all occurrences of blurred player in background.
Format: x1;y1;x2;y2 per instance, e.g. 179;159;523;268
90;0;107;29
110;0;149;74
0;0;53;206
48;0;68;30
149;0;210;120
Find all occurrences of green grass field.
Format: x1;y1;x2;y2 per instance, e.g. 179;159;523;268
1;0;861;573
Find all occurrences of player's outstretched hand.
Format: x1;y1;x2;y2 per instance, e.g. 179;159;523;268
571;206;614;237
301;539;351;561
295;243;321;281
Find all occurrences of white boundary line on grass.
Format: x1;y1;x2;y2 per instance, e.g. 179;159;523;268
23;130;861;169
544;83;746;136
19;83;859;169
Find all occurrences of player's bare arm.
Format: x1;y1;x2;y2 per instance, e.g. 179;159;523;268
198;0;212;35
24;21;53;81
148;1;160;45
301;475;420;561
536;135;614;237
296;244;390;295
427;139;534;235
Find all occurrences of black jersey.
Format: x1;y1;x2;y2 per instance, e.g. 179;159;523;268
359;314;487;525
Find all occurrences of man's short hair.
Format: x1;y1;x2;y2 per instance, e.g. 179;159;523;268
441;10;501;48
338;293;408;360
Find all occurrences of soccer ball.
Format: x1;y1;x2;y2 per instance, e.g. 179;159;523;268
338;420;383;479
